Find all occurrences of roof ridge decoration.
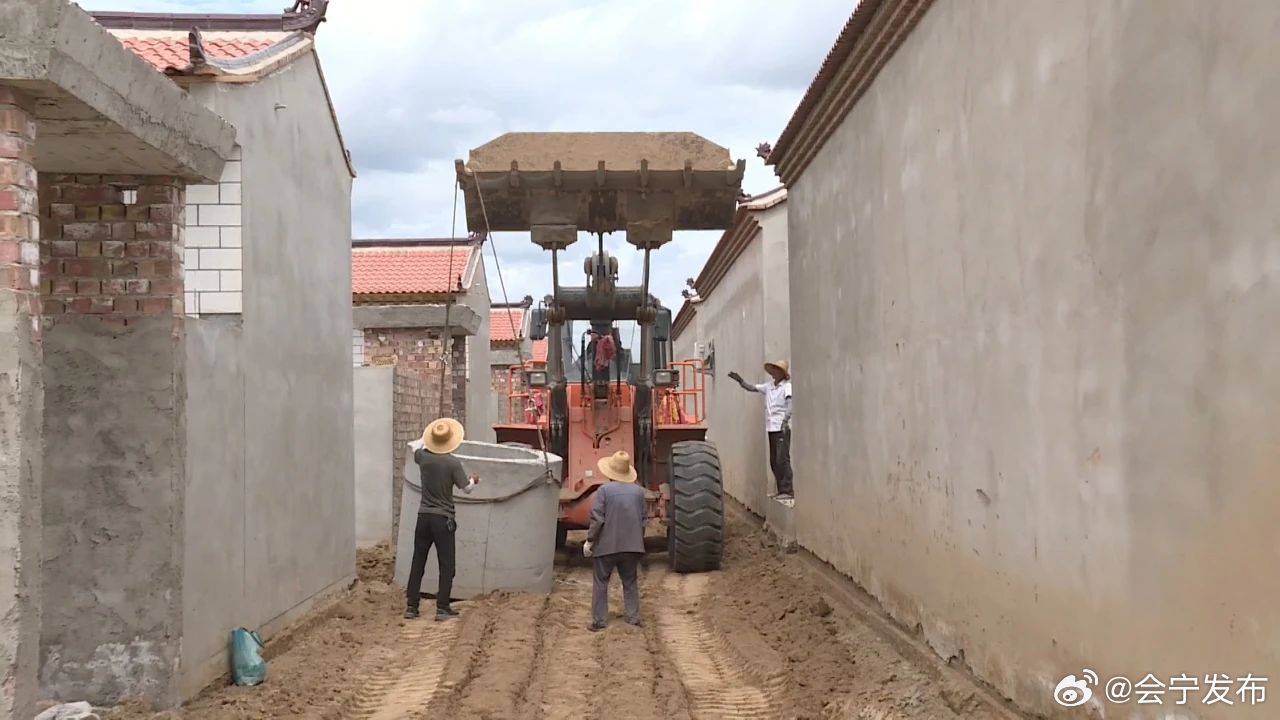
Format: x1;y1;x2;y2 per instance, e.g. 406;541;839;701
283;0;329;34
187;27;310;76
91;0;328;33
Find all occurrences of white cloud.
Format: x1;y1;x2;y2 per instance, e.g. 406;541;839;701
79;0;853;346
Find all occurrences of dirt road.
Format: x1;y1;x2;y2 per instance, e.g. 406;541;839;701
106;515;1013;720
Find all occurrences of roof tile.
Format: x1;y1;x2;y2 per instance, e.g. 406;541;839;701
490;308;526;343
116;35;279;72
352;247;473;296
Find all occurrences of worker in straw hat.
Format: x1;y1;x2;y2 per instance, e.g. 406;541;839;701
728;360;794;500
405;417;480;621
583;450;646;631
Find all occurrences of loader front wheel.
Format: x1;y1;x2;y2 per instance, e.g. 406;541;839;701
667;441;724;573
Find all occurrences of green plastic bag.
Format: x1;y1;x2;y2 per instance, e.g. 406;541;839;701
230;628;267;686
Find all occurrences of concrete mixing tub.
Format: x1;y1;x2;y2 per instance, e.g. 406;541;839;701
394;440;562;600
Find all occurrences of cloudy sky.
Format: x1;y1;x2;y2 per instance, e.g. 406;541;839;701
80;0;853;342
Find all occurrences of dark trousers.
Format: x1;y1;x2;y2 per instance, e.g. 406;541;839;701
592;552;642;626
768;430;794;496
406;512;456;611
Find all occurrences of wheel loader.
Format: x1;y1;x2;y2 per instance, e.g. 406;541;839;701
455;132;745;572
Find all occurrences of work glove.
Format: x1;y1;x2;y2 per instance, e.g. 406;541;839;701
582;541;593;558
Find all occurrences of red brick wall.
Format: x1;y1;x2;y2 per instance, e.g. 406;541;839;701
38;174;184;326
450;339;466;426
391;367;427;541
0;88;41;332
361;327;464;426
360;325;473;543
492;365;513;423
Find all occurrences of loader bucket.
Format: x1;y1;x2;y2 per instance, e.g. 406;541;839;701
455;132;746;244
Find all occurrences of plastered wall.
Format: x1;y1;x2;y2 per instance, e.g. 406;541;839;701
179;55;354;697
786;1;1280;717
673;204;791;514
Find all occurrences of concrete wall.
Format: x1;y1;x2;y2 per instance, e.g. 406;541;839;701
179;54;354;696
672;322;695;370
354;366;393;548
0;292;41;720
672;206;791;515
40;318;185;706
786;1;1280;717
180;318;244;696
755;204;791;363
696;241;770;513
464;259;493;441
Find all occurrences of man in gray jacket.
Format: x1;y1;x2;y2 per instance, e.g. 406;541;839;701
584;450;646;631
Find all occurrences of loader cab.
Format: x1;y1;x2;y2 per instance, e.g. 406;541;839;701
528;305;672;386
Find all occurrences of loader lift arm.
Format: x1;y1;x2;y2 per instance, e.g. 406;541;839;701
459;132;744;572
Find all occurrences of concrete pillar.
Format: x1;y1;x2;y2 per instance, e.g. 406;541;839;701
37;174;187;707
0;84;43;720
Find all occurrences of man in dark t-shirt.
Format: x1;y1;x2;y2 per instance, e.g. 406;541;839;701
405;418;479;621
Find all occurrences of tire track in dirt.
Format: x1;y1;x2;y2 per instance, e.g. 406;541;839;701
424;598;501;717
635;564;693;720
344;620;458;720
595;562;661;719
441;592;550;718
519;567;601;720
656;571;782;719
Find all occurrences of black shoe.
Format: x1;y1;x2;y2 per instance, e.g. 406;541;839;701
626;619;642;627
435;610;458;622
437;607;460;617
587;622;606;632
403;607;420;620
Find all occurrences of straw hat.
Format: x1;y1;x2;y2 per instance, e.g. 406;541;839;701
597;451;638;483
422;418;465;455
764;360;790;379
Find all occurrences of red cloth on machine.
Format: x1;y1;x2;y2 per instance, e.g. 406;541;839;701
594;333;616;372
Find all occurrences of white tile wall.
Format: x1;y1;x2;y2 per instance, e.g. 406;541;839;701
185;147;243;316
352;329;365;367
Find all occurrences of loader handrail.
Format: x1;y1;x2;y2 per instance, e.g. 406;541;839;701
661;359;706;424
506;364;549;425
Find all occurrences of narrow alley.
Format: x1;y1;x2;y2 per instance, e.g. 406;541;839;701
6;1;1280;719
104;514;1012;720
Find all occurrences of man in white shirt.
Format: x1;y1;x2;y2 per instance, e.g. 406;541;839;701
728;360;794;499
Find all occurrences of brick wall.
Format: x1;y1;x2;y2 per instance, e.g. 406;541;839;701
183;148;241;315
38;174;184;326
451;339;466;426
361;327;463;426
361;325;473;542
390;366;426;541
492;364;512;423
0;87;40;334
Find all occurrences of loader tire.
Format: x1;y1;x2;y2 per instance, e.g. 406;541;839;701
667;440;724;573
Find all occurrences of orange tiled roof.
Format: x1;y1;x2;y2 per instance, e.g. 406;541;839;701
490;308;526;343
352;247;473;296
116;35;281;73
530;339;549;364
